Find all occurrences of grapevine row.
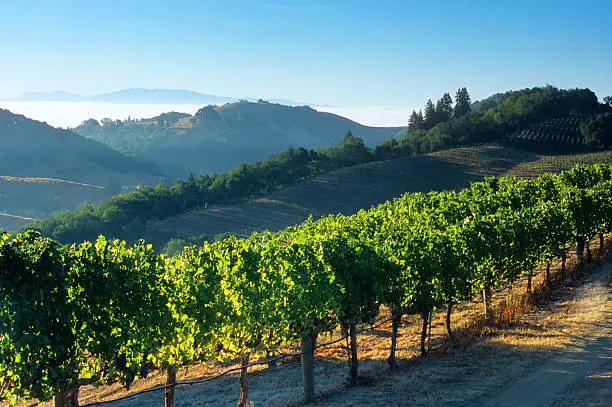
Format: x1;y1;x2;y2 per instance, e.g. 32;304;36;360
2;162;612;406
512;114;595;145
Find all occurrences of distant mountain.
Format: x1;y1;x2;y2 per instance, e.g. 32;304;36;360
74;100;403;178
11;88;304;106
0;109;164;228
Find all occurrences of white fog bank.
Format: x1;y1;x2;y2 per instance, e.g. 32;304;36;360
0;101;410;129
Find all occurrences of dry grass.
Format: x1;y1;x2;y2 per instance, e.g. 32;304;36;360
0;176;103;189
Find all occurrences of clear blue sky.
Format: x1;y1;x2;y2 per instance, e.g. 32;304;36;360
1;0;610;107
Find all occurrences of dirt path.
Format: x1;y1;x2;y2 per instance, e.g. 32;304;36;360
481;302;611;406
478;266;612;407
320;262;612;407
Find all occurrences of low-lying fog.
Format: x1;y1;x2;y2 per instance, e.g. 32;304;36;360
0;101;410;129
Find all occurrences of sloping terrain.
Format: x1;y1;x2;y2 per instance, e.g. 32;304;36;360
0;109;162;184
150;145;612;239
0;213;37;232
0;176;109;229
0;109;164;230
75;101;402;177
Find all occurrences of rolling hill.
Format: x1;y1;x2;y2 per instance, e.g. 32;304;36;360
150;145;612;240
74;100;403;178
0;109;164;230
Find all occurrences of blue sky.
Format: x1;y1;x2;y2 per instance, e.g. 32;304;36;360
1;0;611;107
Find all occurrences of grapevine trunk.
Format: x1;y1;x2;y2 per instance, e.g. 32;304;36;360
420;310;429;357
388;311;402;369
300;334;315;403
349;323;359;386
238;354;250;407
482;287;491;321
53;389;68;407
164;366;177;407
446;302;454;338
561;251;567;280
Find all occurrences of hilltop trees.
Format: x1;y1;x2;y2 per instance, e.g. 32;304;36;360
408;110;424;131
454;87;471;117
326;131;373;167
436;93;454;122
410;90;464;131
423;99;437;129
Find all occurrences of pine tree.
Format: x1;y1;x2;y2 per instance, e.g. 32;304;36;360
423;99;437;129
436;93;454;122
408;110;420;130
417;110;424;127
454;87;471;117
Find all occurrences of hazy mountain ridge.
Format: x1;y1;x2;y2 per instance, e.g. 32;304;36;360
75;100;403;178
9;88;305;106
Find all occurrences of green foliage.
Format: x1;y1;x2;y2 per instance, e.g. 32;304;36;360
454;87;471;117
436;93;454;122
423;99;437;129
161;234;209;256
68;237;166;387
0;231;78;402
4;161;612;405
580;113;612;149
154;243;220;368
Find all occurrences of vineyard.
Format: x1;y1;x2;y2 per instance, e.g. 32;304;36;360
508;114;595;149
3;161;612;407
151;145;612;240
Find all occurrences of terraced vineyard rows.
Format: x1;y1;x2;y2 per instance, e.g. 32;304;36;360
511;114;594;145
150;145;612;239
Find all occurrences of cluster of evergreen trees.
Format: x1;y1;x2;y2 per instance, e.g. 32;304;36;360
407;87;472;131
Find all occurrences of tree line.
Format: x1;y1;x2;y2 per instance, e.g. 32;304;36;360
3;161;612;406
33;86;610;249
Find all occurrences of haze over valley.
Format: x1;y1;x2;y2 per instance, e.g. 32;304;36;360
0;98;412;129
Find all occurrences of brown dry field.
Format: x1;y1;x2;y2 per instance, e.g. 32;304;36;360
7;234;612;407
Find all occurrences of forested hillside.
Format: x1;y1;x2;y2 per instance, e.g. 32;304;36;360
0;110;164;229
32;86;612;247
74;100;402;178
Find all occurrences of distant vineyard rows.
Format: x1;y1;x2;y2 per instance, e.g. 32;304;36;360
512;114;594;145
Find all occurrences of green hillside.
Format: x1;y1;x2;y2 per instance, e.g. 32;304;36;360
149;145;612;242
34;86;612;246
74;100;403;178
0;109;164;230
